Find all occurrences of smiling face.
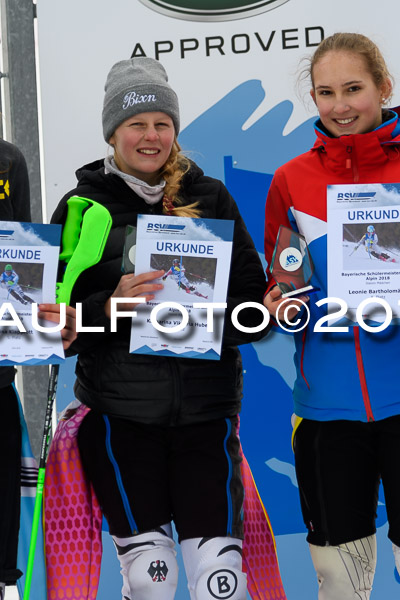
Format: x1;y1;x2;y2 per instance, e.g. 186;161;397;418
310;50;391;137
109;111;175;185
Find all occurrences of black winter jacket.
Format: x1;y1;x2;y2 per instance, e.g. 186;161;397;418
52;160;268;425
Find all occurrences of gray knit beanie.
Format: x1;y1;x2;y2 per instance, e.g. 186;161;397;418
102;57;180;142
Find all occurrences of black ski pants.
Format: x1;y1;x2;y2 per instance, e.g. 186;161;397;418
294;415;400;547
0;384;22;584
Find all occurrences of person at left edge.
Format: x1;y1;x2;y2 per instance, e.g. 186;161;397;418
0;139;77;600
50;57;269;600
0;138;31;600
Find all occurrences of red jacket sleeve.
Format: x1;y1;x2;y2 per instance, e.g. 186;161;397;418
264;167;293;289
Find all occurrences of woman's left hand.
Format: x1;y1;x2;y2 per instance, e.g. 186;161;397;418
38;303;78;350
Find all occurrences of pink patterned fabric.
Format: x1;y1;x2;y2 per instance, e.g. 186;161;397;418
44;405;102;600
241;452;287;599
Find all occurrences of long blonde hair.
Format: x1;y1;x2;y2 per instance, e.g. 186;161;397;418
161;139;201;218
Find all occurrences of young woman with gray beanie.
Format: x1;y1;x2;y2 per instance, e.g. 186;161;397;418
50;56;268;600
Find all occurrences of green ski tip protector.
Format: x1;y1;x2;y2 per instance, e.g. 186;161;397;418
56;196;112;305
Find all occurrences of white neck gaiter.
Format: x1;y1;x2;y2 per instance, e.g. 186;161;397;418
104;156;165;205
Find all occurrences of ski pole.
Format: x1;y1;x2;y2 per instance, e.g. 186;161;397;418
20;284;41;291
186;272;208;281
349;242;362;256
23;363;59;600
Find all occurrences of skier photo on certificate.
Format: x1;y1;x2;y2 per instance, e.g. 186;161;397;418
344;221;399;267
0;263;36;305
356;225;395;262
161;257;209;298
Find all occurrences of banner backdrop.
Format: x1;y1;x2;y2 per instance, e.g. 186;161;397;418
37;1;400;597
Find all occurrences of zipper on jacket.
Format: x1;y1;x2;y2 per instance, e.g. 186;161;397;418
168;358;182;426
345;146;352;170
346;145;359;182
353;326;374;422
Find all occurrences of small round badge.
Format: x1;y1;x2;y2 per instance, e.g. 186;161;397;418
128;244;136;266
279;247;303;272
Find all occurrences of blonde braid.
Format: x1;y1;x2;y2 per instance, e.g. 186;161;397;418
161;139;202;218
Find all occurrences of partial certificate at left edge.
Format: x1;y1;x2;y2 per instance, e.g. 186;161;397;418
0;221;65;365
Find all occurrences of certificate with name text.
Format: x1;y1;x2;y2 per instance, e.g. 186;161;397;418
0;221;65;365
129;214;234;360
327;183;400;325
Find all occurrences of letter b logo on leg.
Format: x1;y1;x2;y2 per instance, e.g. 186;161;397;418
207;569;238;599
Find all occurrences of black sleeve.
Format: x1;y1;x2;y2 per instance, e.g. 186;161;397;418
9;147;31;222
0;139;31;222
64;289;114;356
0;141;31;386
216;183;270;346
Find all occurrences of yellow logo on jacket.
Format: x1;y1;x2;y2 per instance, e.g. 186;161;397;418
0;179;10;199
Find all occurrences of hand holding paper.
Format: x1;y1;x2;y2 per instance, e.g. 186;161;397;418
37;304;78;350
104;270;165;319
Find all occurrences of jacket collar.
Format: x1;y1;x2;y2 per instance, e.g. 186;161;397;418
311;109;400;173
314;109;400;144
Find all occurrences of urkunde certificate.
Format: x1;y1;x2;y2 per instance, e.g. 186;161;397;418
0;221;64;364
129;214;234;359
327;183;400;325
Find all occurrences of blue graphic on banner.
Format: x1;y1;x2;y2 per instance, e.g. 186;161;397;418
179;80;315;182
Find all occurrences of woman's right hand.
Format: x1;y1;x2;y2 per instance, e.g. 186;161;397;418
104;270;164;319
263;285;309;324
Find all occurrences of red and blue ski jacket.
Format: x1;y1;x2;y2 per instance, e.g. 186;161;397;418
264;109;400;422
